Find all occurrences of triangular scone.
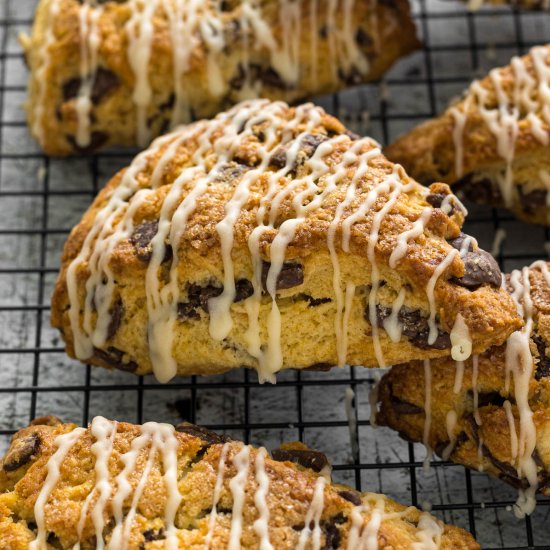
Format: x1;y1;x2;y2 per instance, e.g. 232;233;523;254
22;0;419;155
377;261;550;515
51;99;521;383
0;417;480;549
385;45;550;226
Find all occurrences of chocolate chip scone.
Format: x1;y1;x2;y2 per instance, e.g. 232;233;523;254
377;261;550;516
385;44;550;226
0;416;480;549
51;99;521;382
21;0;420;156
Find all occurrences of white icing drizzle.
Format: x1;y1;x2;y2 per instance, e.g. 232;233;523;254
423;359;433;470
382;287;406;343
361;497;385;550
204;442;230;550
504;399;519;461
389;207;432;269
74;417;117;550
442;410;458;461
452;45;550;205
411;512;444;550
491;228;507;258
31;0;61;145
426;249;459;346
450;313;472;361
453;360;465;394
506;267;538;517
76;4;102;148
296;476;326;550
228;444;251;550
252;447;273;550
30;427;87;550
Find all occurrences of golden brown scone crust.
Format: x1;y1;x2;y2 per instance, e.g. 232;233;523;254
377;261;550;496
385;45;550;226
23;0;420;156
50;100;521;379
0;417;480;549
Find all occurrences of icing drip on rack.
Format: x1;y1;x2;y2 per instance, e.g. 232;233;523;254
451;45;550;205
66;99;465;382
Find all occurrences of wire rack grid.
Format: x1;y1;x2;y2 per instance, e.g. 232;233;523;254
0;1;549;548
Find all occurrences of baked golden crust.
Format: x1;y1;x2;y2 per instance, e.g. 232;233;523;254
385;45;550;226
377;261;550;497
23;0;419;156
0;417;480;549
51;100;521;381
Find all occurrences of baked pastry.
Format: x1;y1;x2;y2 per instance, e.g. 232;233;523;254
377;260;550;517
385;44;550;226
22;0;420;156
51;99;521;383
0;416;480;549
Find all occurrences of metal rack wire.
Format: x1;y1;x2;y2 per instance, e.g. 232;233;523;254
0;0;549;548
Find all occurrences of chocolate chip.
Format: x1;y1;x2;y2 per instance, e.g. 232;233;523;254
345;130;360;141
3;434;40;471
454;175;503;206
533;333;550;380
93;347;138;372
30;416;62;427
452;249;502;289
177;301;200;320
481;443;521;481
143;528;165;542
322;517;343;549
426;192;453;213
471;391;507;408
261;262;304;291
62;67;119;103
130;221;172;264
390;395;424;415
269;133;328;173
355;28;371;47
337;66;363;86
175;422;231;445
369;305;451;350
106;297;123;341
214;162;249;183
447;232;474;253
271;448;329;473
338;490;362;506
518;187;547;214
67;131;109;154
234;279;254;302
251;64;288;89
303;295;331;307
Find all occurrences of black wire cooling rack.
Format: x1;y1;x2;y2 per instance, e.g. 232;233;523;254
0;1;550;548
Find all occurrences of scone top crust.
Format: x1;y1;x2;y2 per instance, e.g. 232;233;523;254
385;44;550;202
377;261;550;505
23;0;419;155
0;416;480;549
52;99;520;381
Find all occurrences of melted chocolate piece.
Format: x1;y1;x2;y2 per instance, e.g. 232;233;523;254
271;448;329;473
322;516;344;549
93;347;138;372
338;489;362;506
370;305;451;350
454;174;503;206
175;422;231;445
269;133;328;173
452;249;502;289
130;221;171;263
143;528;165;543
304;295;332;307
533;333;550;380
234;279;254;302
3;434;40;471
518;187;548;214
106;297;123;341
355;27;371;47
261;262;304;291
447;232;474;253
